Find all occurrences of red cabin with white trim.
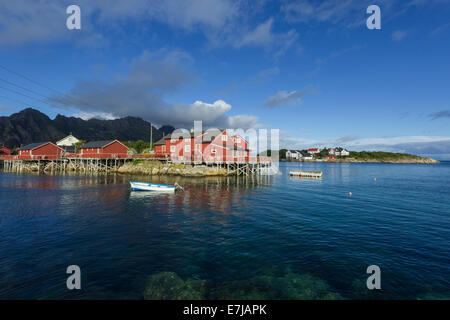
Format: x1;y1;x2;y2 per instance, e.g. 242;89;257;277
154;129;250;163
78;140;128;158
18;142;64;160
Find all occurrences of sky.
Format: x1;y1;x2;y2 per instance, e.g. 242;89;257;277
0;0;450;158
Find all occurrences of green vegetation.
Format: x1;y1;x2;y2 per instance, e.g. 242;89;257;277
123;140;152;154
348;151;425;161
317;148;329;158
73;140;86;152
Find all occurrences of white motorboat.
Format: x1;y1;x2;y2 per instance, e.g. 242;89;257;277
129;181;182;192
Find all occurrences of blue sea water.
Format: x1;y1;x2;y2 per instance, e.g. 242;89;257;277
0;162;449;299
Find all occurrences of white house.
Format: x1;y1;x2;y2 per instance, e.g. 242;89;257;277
286;150;301;160
56;134;80;147
332;147;350;156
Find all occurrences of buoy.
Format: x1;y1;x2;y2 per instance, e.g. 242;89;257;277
374;177;377;181
348;192;352;196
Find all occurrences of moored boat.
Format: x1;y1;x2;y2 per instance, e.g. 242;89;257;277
130;181;182;192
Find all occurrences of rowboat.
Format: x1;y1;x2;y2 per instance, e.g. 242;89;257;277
289;170;323;178
129;181;182;192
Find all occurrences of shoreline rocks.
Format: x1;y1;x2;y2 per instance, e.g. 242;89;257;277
115;160;229;176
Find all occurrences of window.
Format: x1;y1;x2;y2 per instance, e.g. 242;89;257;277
184;138;189;142
185;145;191;152
211;149;216;154
170;146;175;152
236;138;241;143
222;135;227;142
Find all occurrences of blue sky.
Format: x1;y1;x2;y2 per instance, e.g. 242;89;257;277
0;0;450;158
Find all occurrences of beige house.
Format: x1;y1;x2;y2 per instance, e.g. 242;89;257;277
56;134;80;147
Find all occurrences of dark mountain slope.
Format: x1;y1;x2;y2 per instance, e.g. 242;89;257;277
0;108;171;149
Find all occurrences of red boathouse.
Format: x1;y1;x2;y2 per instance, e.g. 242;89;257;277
18;142;64;159
78;140;128;158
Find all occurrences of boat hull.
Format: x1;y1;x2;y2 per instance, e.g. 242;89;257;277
130;181;176;192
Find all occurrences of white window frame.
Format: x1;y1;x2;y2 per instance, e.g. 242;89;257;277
236;138;241;143
170;146;175;152
185;145;191;152
222;135;227;142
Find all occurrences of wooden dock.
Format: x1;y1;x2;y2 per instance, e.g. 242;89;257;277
0;155;274;176
289;170;323;178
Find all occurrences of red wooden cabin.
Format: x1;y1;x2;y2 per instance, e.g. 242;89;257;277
154;129;250;163
0;146;11;156
18;142;64;160
78;140;128;158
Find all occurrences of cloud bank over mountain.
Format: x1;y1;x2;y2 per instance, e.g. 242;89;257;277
49;50;259;129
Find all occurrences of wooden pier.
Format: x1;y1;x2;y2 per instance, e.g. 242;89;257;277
0;155;273;176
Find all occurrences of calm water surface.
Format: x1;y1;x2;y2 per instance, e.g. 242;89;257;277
0;162;449;299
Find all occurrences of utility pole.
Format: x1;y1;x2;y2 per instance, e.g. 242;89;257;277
150;122;153;151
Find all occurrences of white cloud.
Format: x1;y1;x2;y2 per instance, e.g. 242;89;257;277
392;30;408;41
265;87;315;107
50;51;259;129
72;111;117;120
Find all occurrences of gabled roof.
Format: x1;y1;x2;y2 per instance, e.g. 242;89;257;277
164;129;237;144
154;135;170;146
20;142;52;150
79;140;118;149
56;134;80;145
300;151;312;156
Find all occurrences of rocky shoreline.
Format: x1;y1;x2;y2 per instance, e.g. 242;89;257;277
115;160;229;176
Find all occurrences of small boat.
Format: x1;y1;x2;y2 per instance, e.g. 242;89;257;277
289;170;323;178
129;181;183;192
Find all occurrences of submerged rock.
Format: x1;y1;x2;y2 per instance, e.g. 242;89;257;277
210;270;342;300
143;271;206;300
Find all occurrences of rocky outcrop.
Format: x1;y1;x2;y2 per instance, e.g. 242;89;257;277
116;161;229;176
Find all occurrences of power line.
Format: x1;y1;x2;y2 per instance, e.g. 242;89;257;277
0;63;101;110
0;93;40;108
0;77;49;100
0;64;59;94
0;84;49;104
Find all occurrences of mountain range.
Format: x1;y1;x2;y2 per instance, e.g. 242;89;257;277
0;108;175;149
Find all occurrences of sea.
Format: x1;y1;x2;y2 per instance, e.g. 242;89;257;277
0;161;449;299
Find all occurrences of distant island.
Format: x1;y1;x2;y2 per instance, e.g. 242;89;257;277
261;149;439;164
